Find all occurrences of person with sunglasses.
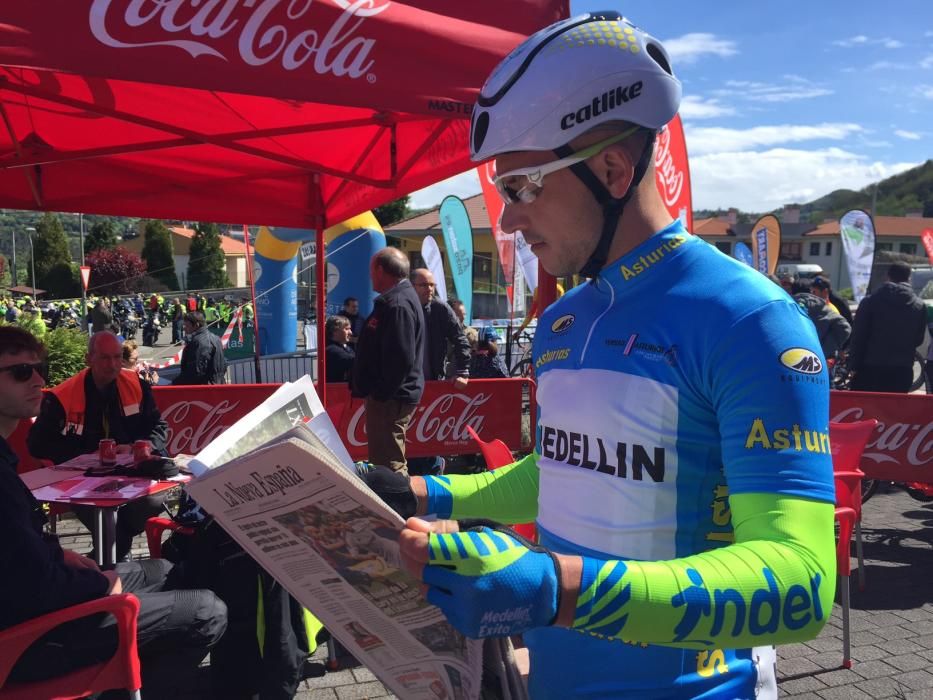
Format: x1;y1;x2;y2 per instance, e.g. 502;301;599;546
387;12;835;699
0;326;227;695
27;331;169;562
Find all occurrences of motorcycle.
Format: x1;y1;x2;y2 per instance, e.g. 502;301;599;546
142;312;161;347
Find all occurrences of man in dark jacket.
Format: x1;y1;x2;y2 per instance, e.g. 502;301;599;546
351;248;425;474
792;286;851;360
1;326;226;693
849;262;926;392
29;331;170;561
173;311;227;385
341;296;365;345
411;268;470;386
325;315;355;383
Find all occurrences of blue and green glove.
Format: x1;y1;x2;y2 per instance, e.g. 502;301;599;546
423;521;562;638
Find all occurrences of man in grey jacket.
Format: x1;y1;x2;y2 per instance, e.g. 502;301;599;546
793;284;851;360
849;262;926;392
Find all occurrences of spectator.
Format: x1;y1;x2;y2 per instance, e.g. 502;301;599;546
122;338;158;384
792;286;851;360
411;268;470;388
810;276;853;324
28;331;170;561
341;297;364;344
350;248;425;475
90;298;111;334
172;311;227;385
449;299;467;326
0;326;227;694
468;326;509;379
325;315;355;383
849;262;926;392
170;297;185;344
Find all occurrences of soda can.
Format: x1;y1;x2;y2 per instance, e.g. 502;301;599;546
99;439;117;466
133;439;152;463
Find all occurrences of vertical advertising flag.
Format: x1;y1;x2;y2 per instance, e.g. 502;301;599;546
750;214;782;275
839;210;876;303
420;235;448;303
514;231;539;294
478;163;517;311
439;196;474;322
733;242;754;268
654;115;694;233
922;228;933;267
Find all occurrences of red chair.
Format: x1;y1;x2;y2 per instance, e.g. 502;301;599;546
0;594;142;700
145;516;195;559
465;426;536;541
829;418;878;670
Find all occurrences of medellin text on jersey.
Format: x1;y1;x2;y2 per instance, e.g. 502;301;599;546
525;220;833;700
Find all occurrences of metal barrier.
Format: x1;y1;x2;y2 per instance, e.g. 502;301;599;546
226;351;318;384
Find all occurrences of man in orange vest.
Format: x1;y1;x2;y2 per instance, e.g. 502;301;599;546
28;331;169;561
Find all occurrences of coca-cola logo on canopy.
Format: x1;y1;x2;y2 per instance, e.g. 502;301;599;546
89;0;390;81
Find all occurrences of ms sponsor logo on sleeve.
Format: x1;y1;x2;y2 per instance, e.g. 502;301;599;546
551;314;575;334
778;348;826;386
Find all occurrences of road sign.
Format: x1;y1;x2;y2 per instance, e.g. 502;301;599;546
80;265;91;291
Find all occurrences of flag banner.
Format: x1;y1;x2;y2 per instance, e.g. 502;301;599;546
922;228;933;267
654;115;693;232
421;235;448;303
839;210;876;303
733;242;753;267
439;195;475;322
750;214;781;275
478;163;517;313
515;231;539;293
513;262;526;316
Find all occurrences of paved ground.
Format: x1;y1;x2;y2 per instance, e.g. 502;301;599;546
53;483;932;699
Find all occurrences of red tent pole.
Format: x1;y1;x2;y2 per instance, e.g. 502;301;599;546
315;226;327;406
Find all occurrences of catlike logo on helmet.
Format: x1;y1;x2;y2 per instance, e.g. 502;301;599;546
89;0;388;80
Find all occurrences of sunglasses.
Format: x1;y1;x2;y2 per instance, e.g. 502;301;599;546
0;362;49;383
493;126;642;205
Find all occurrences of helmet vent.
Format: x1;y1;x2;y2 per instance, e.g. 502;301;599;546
472;111;490;155
646;43;673;75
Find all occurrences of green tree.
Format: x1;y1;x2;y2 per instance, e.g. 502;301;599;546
374;196;411;228
28;212;71;289
85;220;118;254
41;261;81;299
187;222;231;289
141;219;179;290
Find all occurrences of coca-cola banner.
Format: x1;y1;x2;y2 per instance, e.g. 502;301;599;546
831;391;933;482
655;115;693;233
151;379;533;462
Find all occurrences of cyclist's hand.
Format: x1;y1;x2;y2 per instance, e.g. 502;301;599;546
452;376;469;389
403;518;561;637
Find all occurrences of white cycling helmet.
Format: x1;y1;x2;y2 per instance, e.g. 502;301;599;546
470;12;682;277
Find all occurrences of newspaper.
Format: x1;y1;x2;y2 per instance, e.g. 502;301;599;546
185;380;484;700
32;475;155;501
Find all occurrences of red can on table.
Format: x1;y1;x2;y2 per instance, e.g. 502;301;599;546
99;439;117;466
133;440;152;463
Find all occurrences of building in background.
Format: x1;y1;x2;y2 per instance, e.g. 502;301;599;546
124;225;247;289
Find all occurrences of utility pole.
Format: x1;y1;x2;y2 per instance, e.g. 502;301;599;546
25;226;36;300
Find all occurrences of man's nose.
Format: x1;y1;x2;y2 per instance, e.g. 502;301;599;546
500;203;525;235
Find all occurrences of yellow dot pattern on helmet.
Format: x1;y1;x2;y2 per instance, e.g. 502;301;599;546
546;20;641;56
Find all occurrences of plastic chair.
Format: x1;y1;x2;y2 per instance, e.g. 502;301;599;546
145;516;195;559
465;426;536;541
829;418;878;670
0;594;142;700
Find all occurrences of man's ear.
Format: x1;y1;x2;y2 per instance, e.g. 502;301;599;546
599;144;636;199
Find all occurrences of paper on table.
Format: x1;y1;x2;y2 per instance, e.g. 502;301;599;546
32;476;154;502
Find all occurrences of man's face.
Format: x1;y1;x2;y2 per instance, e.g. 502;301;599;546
452;303;466;324
87;334;124;386
0;350;45;420
496;149;603;277
344;300;359;316
810;286;829;301
183;320;196;335
333;323;351;344
413;271;436;305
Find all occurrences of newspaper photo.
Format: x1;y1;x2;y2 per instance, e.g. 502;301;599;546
185;380;486;700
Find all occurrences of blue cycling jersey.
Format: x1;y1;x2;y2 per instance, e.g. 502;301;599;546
525;220;834;699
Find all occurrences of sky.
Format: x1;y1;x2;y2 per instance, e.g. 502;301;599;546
409;1;932;214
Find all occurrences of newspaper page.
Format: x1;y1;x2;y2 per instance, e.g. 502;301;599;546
186;427;483;700
189;375;354;475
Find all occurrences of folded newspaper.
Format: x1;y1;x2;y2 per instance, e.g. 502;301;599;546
185;377;517;700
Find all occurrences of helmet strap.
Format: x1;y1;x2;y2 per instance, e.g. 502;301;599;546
556;130;657;278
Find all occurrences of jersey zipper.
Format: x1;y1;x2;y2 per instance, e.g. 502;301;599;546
578;274;615;366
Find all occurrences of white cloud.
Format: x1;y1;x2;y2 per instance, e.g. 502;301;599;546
679;95;736;120
662;33;737;64
921;55;933;69
689;148;918;211
409;170;480;210
685;123;864;155
714;79;832;102
894;129;922;140
833;35;903;48
917;84;933;99
868;60;912;70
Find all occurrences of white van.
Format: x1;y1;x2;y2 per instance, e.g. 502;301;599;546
774;263;825;280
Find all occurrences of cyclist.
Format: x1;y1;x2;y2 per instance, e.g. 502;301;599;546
388;12;835;698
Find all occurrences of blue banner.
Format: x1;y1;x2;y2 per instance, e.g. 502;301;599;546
439;195;474;323
733;242;753;267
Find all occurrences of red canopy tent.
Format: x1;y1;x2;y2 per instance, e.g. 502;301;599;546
0;0;567;398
